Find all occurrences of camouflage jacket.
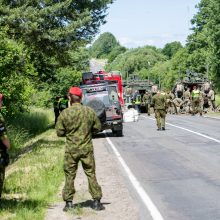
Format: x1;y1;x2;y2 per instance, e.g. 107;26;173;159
151;93;167;110
0;112;7;153
0;112;7;139
55;103;101;153
143;93;152;104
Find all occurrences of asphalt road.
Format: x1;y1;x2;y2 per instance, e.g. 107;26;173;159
106;114;220;220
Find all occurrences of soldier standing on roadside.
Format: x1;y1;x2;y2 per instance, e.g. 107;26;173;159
143;91;152;116
182;88;191;113
59;95;69;112
151;90;167;131
183;88;191;103
207;87;215;111
0;94;10;200
133;90;141;113
53;96;60;124
191;85;202;116
56;87;103;212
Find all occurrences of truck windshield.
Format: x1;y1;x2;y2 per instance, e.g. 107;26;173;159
83;90;110;105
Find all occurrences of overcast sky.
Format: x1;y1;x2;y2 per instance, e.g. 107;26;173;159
98;0;200;48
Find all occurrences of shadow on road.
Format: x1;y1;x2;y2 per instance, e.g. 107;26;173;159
74;199;111;209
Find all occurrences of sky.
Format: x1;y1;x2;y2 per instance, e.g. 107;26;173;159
98;0;200;48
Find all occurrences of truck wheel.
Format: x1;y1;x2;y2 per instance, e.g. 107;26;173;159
112;129;123;137
86;99;106;123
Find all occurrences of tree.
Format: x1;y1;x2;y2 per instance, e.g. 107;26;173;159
106;46;166;80
186;0;220;89
162;41;183;59
90;32;122;58
0;30;36;115
0;0;113;82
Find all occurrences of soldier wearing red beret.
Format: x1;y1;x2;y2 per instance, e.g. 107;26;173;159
56;87;104;211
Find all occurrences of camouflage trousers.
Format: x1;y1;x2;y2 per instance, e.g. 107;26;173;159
0;166;5;198
155;109;166;129
62;150;102;202
145;103;151;115
192;98;202;114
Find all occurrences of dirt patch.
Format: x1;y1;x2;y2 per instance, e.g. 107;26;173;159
45;137;139;220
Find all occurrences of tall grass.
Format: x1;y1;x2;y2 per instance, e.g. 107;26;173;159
6;108;54;156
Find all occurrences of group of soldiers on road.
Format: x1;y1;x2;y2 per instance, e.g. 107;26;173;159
126;84;216;131
171;84;216;115
129;83;216;117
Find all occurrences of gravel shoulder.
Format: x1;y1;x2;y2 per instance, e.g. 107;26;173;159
45;135;139;220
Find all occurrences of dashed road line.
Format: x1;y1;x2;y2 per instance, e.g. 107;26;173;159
105;134;164;220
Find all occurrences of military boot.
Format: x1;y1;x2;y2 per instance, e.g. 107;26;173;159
92;199;104;211
161;127;165;131
63;201;74;212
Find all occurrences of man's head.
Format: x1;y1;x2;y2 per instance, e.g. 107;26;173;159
193;85;197;90
68;87;82;104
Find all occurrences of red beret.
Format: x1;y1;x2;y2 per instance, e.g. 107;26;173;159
0;93;3;101
69;87;82;97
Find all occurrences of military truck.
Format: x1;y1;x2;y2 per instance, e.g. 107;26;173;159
80;80;123;136
123;75;157;113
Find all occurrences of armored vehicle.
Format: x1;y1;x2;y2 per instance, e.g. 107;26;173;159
80;81;123;136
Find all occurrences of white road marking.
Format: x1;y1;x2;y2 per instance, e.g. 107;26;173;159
105;134;164;220
203;115;220;120
142;116;220;144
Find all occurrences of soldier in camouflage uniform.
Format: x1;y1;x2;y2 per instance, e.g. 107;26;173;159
55;87;103;212
191;85;202;116
53;96;60;124
143;91;152;116
151;90;167;131
0;94;10;200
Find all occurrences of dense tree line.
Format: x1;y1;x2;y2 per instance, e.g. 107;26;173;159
0;0;113;115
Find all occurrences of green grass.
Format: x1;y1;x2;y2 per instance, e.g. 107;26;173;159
7;108;54;157
0;108;65;219
215;94;220;106
1;130;65;220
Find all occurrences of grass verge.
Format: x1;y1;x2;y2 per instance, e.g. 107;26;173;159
7;108;54;157
1;129;65;220
215;94;220;106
